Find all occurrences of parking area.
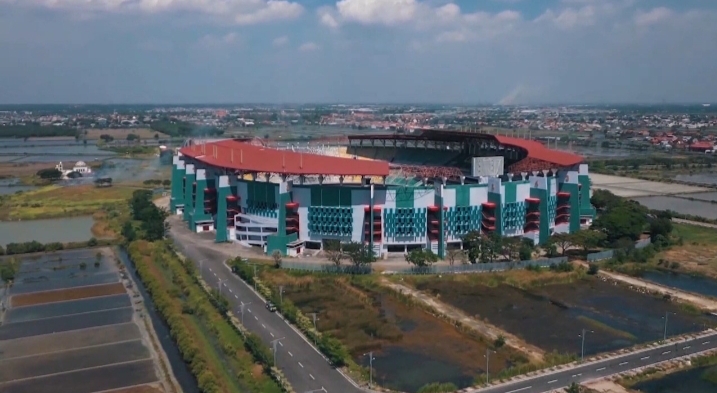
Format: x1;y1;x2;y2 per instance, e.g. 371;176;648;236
0;248;168;393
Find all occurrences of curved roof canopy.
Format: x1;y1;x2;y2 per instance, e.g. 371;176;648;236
180;139;390;176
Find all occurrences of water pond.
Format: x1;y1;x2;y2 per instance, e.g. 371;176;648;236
632;364;717;393
0;216;95;247
632;196;717;219
639;270;717;299
0;178;38;195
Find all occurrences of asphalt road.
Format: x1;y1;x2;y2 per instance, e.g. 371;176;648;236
471;331;717;393
169;233;364;393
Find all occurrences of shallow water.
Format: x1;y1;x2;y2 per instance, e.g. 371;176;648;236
633;196;717;219
640;270;717;299
632;364;717;393
0;216;94;246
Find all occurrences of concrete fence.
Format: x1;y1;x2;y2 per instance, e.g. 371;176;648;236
280;257;568;275
586;237;653;262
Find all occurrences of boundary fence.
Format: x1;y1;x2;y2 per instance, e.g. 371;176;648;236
586;237;652;262
280;257;568;275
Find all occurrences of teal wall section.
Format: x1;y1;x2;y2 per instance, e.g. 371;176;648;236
455;186;470;207
215;180;230;242
183;170;195;226
192;177;213;225
395;187;414;209
310;186;352;207
170;162;184;211
266;233;298;256
578;175;595;218
504;182;517;204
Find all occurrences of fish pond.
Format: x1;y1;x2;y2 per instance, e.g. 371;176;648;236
0;216;94;247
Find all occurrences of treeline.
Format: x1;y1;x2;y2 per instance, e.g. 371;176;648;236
123;190;167;242
230;258;352;368
591;155;717;172
0;124;78;138
127;241;286;393
150;120;223;137
0;238;107;256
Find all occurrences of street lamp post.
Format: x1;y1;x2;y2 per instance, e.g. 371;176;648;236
580;329;594;362
484;349;496;385
364;351;375;387
218;278;225;296
271;338;284;367
239;302;251;325
279;285;284;306
310;312;319;345
663;312;676;341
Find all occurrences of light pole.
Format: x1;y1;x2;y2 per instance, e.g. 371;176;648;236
239;302;251;325
271;338;284;367
218;278;225;296
663;312;676;341
199;259;205;275
579;329;594;362
279;285;284;306
364;351;375;387
484;349;496;385
310;312;319;344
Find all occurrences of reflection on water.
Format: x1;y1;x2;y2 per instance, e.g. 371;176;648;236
640;270;717;299
633;196;717;220
0;216;95;246
633;365;717;393
0;178;38;195
362;346;474;393
675;173;717;186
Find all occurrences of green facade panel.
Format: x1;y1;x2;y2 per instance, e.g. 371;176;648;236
266;233;298;257
193;177;213;225
309;186;352;207
578;175;596;218
530;188;549;244
216;183;230;242
183;171;196;226
395;187;415;209
455;186;470;207
504;182;517;204
170;163;184;211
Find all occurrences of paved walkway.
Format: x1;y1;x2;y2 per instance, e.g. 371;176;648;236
379;278;545;362
672;218;717;229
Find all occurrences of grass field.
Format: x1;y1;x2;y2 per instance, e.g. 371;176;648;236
0;184;136;221
648;223;717;278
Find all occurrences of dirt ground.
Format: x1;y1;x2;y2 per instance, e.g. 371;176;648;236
85;128;169;140
585;380;634;393
260;271;522;390
107;384;166;393
11;282;126;307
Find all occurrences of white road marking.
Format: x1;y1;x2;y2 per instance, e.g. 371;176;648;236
213;272;217;277
571;373;581;378
506;387;531;393
684;346;691;350
270;333;274;337
229;288;233;293
234;294;238;299
619;362;628;366
662;351;670;355
310;374;315;380
262;324;266;329
209;268;212;272
254;316;258;320
299;362;304;368
547;380;557;384
641;356;650;360
703;341;710;345
596;367;606;371
279;342;283;347
289;351;293;357
248;309;251;313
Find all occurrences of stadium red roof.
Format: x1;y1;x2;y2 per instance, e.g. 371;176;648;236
180;139;390;176
494;135;583;167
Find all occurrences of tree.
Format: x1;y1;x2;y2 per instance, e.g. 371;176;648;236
87;237;98;247
649;217;673;240
342;242;376;268
405;248;439;268
498;236;521;261
590;189;622;211
565;382;582;393
36;168;62;180
587;263;600;275
323;239;344;267
121;221;136;242
126;133;139;141
551;233;575;256
571;230;607;254
271;250;282;268
154;133;159;140
519;239;534;261
592;202;647;243
493;335;506;349
462;231;484;263
446;249;466;267
99;134;114;142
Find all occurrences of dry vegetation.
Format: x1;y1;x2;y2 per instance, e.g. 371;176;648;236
654;223;717;278
11;282;126;307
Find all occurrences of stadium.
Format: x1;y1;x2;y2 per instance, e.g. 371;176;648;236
169;129;596;258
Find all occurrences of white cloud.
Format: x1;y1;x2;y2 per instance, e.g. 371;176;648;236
273;36;289;47
335;0;418;26
635;7;674;27
0;0;304;25
298;42;320;52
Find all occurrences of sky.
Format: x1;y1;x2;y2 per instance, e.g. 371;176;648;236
0;0;716;105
